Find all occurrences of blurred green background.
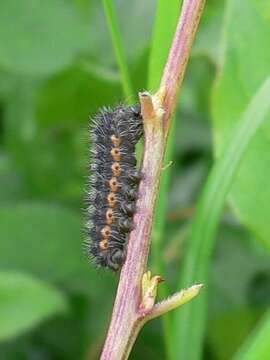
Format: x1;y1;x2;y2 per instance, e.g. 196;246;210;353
0;0;270;359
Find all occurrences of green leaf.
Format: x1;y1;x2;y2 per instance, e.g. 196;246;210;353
148;0;181;91
193;0;225;63
0;203;107;295
37;65;122;125
212;0;270;250
116;0;155;63
209;307;262;360
233;309;270;360
0;70;18;99
4;77;39;152
0;271;67;341
210;225;270;311
102;0;134;102
208;224;270;359
171;76;270;360
0;0;90;75
3;67;120;201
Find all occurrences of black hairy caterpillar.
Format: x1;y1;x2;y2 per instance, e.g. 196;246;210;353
85;105;143;271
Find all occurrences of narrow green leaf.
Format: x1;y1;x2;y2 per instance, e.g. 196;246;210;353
233;309;270;360
148;1;182;91
102;0;134;102
0;271;67;341
171;77;270;360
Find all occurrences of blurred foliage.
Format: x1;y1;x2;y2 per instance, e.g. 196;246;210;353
213;0;270;251
0;271;67;342
0;0;269;359
171;75;270;359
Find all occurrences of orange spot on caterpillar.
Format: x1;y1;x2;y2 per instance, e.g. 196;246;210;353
112;162;121;176
101;225;111;239
111;148;120;161
99;239;108;250
106;208;113;224
109;177;118;192
107;192;116;207
111;134;120;147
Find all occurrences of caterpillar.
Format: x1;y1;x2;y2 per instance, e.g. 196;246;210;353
85;105;143;271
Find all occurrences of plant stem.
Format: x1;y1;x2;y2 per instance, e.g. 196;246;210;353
101;93;164;360
100;1;205;359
